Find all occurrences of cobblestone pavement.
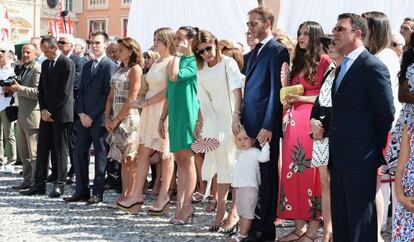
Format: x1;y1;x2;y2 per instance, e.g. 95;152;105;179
1;167;392;242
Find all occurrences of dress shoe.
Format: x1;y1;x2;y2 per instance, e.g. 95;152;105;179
49;186;64;198
21;186;46;196
244;230;275;242
47;174;57;183
12;183;31;191
64;193;90;202
66;175;75;185
87;195;103;205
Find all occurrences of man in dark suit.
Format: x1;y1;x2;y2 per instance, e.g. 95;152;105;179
64;31;116;204
241;7;289;242
56;33;87;184
329;13;395;242
22;36;75;198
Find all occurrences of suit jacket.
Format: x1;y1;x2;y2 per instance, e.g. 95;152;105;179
38;54;75;123
242;38;289;138
77;56;116;126
17;61;41;129
329;49;395;172
69;53;86;106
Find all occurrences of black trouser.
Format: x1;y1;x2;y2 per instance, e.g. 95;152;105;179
75;122;107;196
250;136;279;238
330;167;377;242
34;121;71;188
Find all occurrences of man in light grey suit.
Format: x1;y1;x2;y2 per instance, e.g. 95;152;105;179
6;44;41;190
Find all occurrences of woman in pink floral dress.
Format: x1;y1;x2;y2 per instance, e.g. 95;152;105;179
277;21;331;242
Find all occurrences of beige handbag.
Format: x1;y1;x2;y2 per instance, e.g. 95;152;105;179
280;84;304;105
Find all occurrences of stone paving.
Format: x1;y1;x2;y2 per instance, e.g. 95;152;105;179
0;166;393;242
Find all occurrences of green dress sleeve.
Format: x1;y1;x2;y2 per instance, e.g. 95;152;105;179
177;55;197;82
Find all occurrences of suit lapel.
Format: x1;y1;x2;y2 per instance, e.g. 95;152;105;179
88;57;107;86
245;40;272;82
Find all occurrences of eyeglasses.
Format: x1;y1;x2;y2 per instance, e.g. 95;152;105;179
246;21;262;27
332;26;356;33
196;45;213;55
89;41;102;45
0;50;6;54
57;41;68;45
392;42;404;48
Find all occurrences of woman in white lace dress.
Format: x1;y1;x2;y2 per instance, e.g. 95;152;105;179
129;27;176;215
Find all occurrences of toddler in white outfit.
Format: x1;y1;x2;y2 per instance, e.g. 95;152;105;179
229;128;270;242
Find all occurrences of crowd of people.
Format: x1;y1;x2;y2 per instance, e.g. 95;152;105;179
1;6;414;242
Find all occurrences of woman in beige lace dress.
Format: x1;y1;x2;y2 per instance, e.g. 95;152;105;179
129;27;176;215
104;37;142;214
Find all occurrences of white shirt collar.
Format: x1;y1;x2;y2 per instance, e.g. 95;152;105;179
345;46;365;62
258;35;273;54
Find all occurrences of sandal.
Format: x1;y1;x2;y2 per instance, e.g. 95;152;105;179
277;230;306;242
229;232;247;242
192;191;204;203
204;196;217;212
220;215;239;234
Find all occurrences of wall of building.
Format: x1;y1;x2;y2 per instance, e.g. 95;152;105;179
76;0;130;40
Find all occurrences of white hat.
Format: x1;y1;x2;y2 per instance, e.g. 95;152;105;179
59;33;76;46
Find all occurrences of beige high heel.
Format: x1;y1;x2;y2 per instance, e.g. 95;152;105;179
117;201;144;215
173;203;195;225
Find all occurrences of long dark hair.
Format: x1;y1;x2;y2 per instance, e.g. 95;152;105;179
362;11;391;55
399;32;414;83
178;26;199;40
289;21;324;85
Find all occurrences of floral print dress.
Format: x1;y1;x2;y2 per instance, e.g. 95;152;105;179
278;55;331;221
392;120;414;241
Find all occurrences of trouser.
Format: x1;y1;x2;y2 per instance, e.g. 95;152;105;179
0;110;16;163
17;125;38;186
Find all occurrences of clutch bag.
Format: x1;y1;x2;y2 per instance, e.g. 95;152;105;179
280;84;304;104
191;138;220;154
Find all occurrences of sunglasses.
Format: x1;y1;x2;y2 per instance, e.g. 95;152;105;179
89;41;102;45
57;41;68;45
196;45;213;55
332;26;356;33
246;21;262;27
0;49;6;53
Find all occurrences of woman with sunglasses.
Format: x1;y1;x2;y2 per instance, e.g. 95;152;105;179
192;30;242;233
159;26;199;225
277;21;331;242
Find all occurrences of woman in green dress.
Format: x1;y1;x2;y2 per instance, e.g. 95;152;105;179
158;26;200;225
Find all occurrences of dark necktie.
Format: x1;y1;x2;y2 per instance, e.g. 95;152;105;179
91;59;98;74
249;42;263;70
49;60;55;72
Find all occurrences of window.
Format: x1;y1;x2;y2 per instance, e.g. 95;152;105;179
65;0;73;11
89;19;107;37
122;0;132;7
122;18;128;37
89;0;108;9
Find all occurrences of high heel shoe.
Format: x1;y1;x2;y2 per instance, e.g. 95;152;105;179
173;204;195;225
116;201;144;215
148;199;171;215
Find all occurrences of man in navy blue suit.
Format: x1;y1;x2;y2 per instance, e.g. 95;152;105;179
241;7;289;242
329;13;395;242
64;31;116;204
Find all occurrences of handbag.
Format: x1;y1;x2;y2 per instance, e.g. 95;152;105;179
280;84;304;105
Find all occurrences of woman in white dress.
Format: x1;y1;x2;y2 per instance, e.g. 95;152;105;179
192;30;242;232
128;27;175;215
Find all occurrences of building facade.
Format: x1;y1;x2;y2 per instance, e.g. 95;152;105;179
76;0;131;39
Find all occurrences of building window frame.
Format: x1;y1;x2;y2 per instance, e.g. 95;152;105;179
88;18;108;37
88;0;109;9
65;0;74;11
121;17;128;37
121;0;132;8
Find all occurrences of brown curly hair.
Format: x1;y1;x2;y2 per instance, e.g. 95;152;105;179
117;37;143;68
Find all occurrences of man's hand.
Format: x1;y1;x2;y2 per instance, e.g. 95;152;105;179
79;113;93;128
310;118;324;140
41;109;52;122
5;80;19;93
257;128;272;145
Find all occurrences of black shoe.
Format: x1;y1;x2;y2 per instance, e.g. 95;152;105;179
13;160;22;166
12;183;31;191
21;186;46;196
64;193;90;202
87;195;103;205
47;174;57;183
49;186;64;198
66;175;75;185
244;230;275;242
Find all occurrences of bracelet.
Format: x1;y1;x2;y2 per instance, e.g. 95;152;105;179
233;110;241;114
